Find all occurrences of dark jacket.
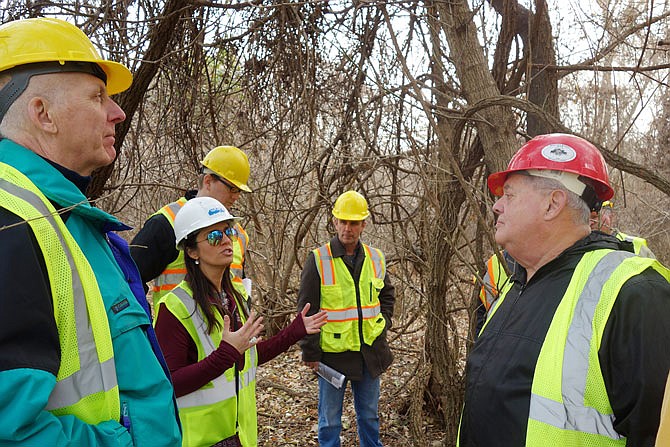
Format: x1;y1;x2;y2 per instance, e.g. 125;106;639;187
130;190;197;293
459;232;670;447
297;236;395;380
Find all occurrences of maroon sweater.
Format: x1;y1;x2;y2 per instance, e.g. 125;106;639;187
155;299;307;397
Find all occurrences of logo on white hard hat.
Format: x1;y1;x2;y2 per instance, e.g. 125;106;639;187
541;144;577;162
208;207;225;216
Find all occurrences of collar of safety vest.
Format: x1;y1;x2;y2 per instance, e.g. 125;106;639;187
517;232;627;287
0;138;130;232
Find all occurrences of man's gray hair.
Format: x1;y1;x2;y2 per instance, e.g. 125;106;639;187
523;174;591;225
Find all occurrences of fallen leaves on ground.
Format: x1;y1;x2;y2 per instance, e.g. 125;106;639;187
256;331;446;446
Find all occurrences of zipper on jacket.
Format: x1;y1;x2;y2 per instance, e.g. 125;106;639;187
121;401;132;436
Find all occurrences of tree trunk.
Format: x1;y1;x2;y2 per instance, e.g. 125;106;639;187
436;0;518;172
527;0;558;136
88;0;192;200
409;1;521;443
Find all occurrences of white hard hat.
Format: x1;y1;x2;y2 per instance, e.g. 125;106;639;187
174;197;238;250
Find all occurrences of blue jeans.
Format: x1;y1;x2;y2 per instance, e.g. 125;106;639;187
317;366;382;447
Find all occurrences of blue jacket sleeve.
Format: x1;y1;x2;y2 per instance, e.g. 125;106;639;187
0;208;132;446
0;370;132;446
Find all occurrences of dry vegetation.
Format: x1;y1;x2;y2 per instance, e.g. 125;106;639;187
2;1;669;444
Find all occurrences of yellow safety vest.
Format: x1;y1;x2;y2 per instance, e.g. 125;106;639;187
151;197;188;308
151;198;249;307
312;243;387;352
158;282;258;447
480;249;670;446
478;253;510;312
230;224;249;300
614;231;655;259
0;162;119;423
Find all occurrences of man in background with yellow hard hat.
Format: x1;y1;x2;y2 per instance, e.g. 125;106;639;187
590;200;655;258
0;18;181;446
131;145;252;309
298;190;395;447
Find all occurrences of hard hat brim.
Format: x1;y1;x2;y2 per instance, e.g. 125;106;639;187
487;167;614;202
97;60;133;95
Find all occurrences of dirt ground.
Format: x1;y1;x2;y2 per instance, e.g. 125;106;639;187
256;332;448;447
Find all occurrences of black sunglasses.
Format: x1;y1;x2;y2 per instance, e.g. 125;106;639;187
197;228;239;246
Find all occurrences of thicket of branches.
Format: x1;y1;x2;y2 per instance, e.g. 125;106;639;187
3;1;669;443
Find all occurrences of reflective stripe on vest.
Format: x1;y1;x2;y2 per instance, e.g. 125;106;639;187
313;242;387;352
161;283;258;446
526;250;669;445
615;231;655;259
0;168;119;423
230;223;249;299
325;305;380;323
315;244;335;285
151;198;188;305
479;253;512;312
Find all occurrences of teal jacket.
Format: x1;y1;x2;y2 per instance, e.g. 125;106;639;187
0;139;181;446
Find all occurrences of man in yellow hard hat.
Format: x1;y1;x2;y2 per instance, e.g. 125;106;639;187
130;145;253;309
0;18;181;446
298;190;395;447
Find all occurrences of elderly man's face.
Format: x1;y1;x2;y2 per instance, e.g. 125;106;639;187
50;72;126;175
491;173;549;258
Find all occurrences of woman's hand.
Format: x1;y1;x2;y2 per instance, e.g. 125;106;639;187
221;310;264;354
300;303;328;335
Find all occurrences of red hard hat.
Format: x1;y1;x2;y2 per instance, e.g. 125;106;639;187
487;134;614;204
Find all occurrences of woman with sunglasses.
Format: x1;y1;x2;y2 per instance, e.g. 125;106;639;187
154;197;327;447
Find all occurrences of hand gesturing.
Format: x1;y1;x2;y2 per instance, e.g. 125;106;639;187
221;310;264;354
300;303;328;334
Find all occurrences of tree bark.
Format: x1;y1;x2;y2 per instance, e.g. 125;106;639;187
88;0;193;200
436;0;518;172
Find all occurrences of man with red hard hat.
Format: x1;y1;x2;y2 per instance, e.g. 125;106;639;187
459;134;670;446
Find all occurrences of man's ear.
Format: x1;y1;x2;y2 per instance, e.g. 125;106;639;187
545;189;568;220
27;96;57;133
200;174;215;192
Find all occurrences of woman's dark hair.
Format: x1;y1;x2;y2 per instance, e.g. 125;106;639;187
182;228;248;334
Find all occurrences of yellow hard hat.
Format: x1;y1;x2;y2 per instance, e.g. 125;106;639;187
0;18;132;95
200;146;252;192
332;190;370;221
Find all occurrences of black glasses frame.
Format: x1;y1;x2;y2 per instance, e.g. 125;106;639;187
211;175;242;194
